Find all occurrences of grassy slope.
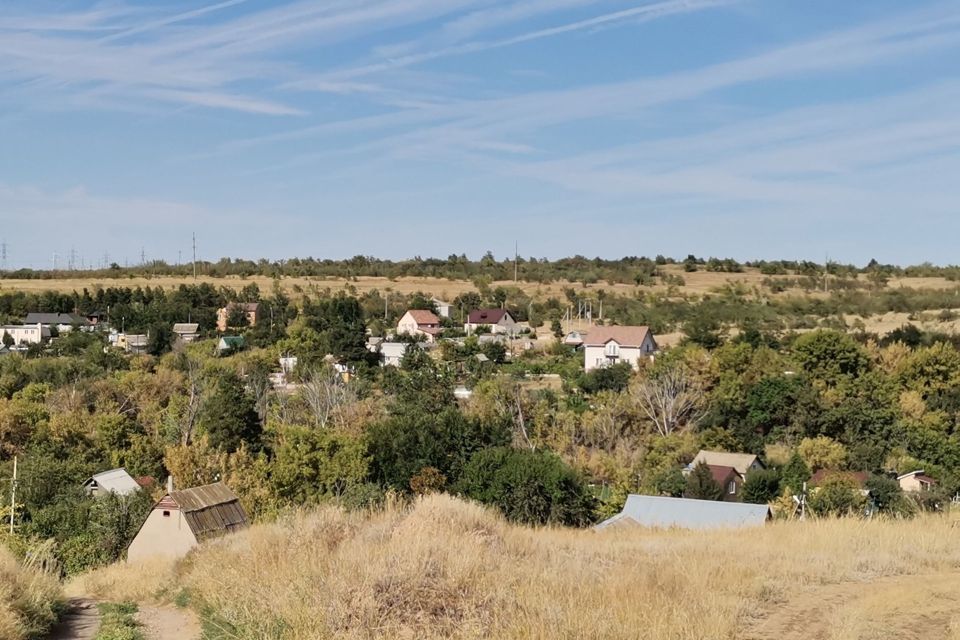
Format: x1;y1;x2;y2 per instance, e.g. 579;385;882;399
73;494;960;640
0;545;62;640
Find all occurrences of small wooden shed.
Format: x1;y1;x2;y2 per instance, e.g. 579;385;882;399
127;482;248;563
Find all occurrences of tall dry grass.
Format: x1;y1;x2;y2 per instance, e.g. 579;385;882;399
0;544;62;640
86;495;956;640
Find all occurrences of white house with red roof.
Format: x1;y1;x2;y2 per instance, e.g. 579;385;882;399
397;309;443;342
582;325;657;371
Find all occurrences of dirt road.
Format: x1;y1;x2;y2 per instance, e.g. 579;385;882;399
136;605;202;640
46;599;100;640
744;573;960;640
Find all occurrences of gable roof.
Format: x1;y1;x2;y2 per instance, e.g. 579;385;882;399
691;450;762;476
707;464;740;486
172;323;200;334
23;312;88;326
166;482;248;540
897;470;937;484
595;494;771;531
126;334;148;347
218;336;245;349
404;309;440;325
83;468;141;496
582;325;653;348
467;309;513;324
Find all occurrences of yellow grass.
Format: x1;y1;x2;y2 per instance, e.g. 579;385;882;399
0;545;62;640
3;266;954;300
73;495;960;640
66;556;179;603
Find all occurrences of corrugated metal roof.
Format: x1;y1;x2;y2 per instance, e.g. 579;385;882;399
172;323;200;334
595;495;771;531
83;468;141;496
167;482;248;540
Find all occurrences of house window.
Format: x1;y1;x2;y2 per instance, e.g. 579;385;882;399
162;511;171;517
604;342;620;357
727;480;737;495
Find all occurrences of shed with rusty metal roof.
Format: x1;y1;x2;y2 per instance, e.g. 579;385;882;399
127;482;248;563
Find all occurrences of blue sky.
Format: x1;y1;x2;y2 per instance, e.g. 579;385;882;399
2;0;959;268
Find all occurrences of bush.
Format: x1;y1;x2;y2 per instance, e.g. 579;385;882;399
742;469;780;504
808;474;866;517
455;447;596;526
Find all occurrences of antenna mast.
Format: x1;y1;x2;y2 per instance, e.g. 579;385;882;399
192;233;197;279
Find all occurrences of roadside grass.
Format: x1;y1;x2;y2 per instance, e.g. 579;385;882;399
0;543;62;640
94;602;143;640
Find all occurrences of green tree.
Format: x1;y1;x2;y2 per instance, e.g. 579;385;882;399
271;427;368;504
793;330;869;384
551;319;563;339
1;331;13;348
653;467;686;497
684;461;723;500
198;372;262;453
741;469;780;504
780;452;811;494
455;447;595;526
808;474;865;517
147;322;173;356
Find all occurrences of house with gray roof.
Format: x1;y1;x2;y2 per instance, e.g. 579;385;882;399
595;494;771;531
82;468;142;497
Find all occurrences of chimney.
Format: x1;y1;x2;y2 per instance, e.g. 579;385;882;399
166;475;174;494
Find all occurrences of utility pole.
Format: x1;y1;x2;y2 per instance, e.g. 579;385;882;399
0;239;6;271
140;247;146;266
52;252;58;270
9;455;17;535
192;233;197;279
514;241;518;283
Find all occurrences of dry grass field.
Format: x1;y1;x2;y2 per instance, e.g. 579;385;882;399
4;265;955;301
71;494;960;640
0;545;62;640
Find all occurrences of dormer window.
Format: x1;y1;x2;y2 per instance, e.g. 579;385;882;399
604;342;620;357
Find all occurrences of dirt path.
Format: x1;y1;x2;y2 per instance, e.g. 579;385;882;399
743;573;960;640
136;604;202;640
46;598;100;640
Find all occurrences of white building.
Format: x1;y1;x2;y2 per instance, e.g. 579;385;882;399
432;299;453;319
582;325;657;371
396;310;442;342
380;342;411;367
465;309;518;335
82;468;142;497
0;323;49;346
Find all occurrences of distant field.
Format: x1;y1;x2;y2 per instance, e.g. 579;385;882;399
1;265;957;300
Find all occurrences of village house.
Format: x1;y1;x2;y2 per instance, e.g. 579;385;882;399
582;325;658;371
82;468;142;498
897;470;937;492
432;298;453;318
115;333;149;354
23;312;91;332
217;302;261;332
688;450;765;478
465;309;518;335
595;494;771;531
707;464;744;501
127;482;248;563
172;322;200;344
396;309;442;342
1;323;49;346
217;335;245;354
380;341;417;367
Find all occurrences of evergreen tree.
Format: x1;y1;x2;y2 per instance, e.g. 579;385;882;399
742;469;781;504
684;461;723;500
1;331;13;348
198;373;262;453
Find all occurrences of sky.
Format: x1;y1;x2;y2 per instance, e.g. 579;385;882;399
1;0;959;268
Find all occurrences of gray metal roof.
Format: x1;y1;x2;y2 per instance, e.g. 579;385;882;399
83;468;142;496
595;494;771;531
23;312;88;325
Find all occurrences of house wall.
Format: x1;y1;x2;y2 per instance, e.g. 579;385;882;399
583;335;657;371
721;475;744;502
127;508;198;563
899;475;928;492
1;324;48;345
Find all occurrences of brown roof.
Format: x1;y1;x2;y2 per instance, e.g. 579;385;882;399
167;482;248;540
707;465;740;485
582;325;653;348
406;309;440;325
468;309;512;324
225;302;260;312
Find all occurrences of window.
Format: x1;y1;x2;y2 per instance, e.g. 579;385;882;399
162;511;171;517
604;342;620;357
727;480;737;495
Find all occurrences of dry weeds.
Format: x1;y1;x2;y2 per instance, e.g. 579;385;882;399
0;545;62;640
71;495;960;640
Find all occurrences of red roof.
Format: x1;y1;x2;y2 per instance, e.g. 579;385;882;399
405;309;440;326
707;465;740;485
135;476;156;488
583;325;653;348
468;309;512;324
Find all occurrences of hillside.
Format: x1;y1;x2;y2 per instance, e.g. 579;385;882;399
71;494;960;640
